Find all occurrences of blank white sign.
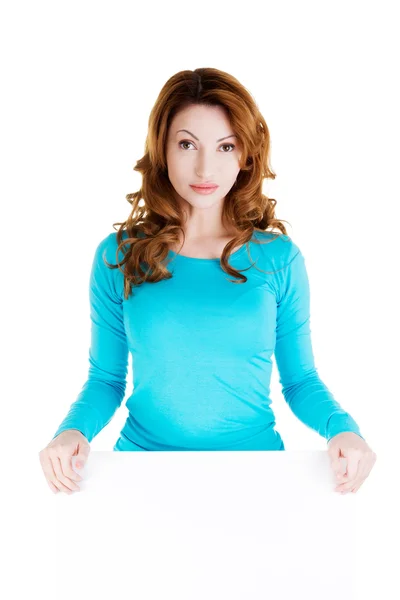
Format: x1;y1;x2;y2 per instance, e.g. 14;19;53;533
55;450;356;599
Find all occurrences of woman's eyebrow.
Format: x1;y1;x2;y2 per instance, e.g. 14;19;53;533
176;129;237;142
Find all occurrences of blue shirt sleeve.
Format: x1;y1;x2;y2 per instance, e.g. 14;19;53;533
274;248;365;443
52;234;129;443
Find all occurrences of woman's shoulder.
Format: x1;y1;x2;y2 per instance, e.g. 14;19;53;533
252;229;301;268
91;230;132;276
99;228;134;251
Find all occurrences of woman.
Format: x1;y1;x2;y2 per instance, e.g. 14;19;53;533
38;67;376;496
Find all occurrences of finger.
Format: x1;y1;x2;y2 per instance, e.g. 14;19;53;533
61;452;83;483
345;451;362;481
47;479;59;494
55;455;81;492
353;457;374;490
335;470;362;491
336;476;366;493
52;455;80;493
331;461;347;485
336;452;361;485
46;455;73;494
335;457;369;491
75;444;90;470
336;464;369;492
330;457;342;478
40;453;66;494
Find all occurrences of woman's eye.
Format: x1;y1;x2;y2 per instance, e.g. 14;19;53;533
178;141;235;152
179;141;194;150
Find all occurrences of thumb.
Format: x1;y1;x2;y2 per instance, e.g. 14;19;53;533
328;446;342;477
331;458;343;478
75;445;90;469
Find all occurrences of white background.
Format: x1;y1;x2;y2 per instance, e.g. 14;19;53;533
1;0;398;598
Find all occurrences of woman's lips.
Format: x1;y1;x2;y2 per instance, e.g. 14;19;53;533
190;184;219;194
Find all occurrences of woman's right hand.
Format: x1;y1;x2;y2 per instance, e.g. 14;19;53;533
38;429;91;495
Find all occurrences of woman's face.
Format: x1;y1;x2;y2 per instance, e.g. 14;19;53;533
165;104;242;211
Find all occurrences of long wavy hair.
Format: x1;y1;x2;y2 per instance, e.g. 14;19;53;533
105;67;291;300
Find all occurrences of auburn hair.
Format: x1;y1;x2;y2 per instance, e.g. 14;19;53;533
104;67;291;300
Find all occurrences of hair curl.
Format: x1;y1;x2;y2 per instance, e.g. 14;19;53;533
104;67;291;300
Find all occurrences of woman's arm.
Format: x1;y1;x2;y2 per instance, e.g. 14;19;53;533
274;248;364;443
51;233;129;443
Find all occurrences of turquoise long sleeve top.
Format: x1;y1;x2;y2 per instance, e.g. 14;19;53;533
52;229;364;451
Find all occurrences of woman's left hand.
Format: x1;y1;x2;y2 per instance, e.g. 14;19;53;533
327;432;377;494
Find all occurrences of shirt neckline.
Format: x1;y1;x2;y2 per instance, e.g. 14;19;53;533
167;240;248;263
